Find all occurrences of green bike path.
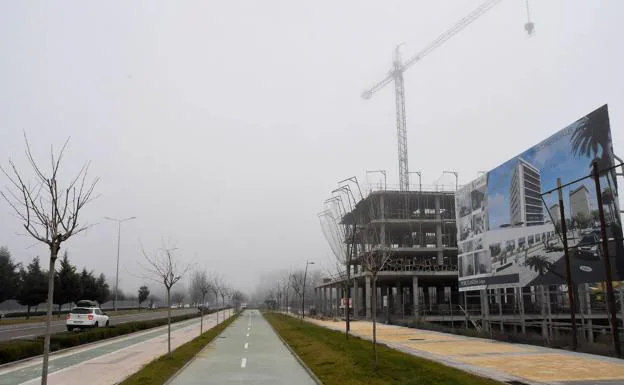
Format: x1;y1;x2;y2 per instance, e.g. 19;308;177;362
168;309;317;385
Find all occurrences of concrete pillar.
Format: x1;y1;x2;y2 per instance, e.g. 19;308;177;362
353;279;359;318
329;285;334;318
365;276;372;320
497;288;503;332
380;195;386;245
517;286;526;334
397;281;403;318
435;195;443;265
480;289;490;332
412;277;419;318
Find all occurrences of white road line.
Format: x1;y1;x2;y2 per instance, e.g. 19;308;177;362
9;334;34;340
241;358;247;368
244;342;248;350
246;332;249;337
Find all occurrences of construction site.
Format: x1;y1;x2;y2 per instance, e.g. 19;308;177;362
314;0;624;354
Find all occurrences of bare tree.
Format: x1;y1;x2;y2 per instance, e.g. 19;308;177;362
358;196;393;367
142;243;190;356
289;270;306;318
319;195;357;339
190;269;213;335
211;273;223;324
360;246;392;366
0;137;98;385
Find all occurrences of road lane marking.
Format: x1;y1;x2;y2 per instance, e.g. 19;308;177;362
246;332;249;337
9;334;34;340
241;358;247;368
244;342;248;350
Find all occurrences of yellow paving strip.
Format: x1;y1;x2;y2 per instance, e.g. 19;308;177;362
308;318;624;384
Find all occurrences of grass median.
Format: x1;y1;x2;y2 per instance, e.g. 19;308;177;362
0;312;205;364
264;313;503;385
120;312;239;385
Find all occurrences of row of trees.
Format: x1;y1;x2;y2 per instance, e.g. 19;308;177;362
0;247;111;317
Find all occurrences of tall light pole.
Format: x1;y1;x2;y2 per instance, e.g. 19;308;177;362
104;216;136;311
443;171;459;191
302;260;315;319
366;170;387;191
408;171;422;192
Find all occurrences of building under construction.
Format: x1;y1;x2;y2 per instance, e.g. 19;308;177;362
316;188;459;320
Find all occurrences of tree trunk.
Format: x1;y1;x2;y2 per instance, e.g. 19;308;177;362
215;293;219;324
372;275;378;367
200;294;205;336
26;306;31;320
167;288;171;356
41;250;58;385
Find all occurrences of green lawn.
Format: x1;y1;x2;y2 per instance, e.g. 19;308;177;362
264;313;503;385
119;313;239;385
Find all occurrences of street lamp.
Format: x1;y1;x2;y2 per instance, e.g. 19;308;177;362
104;216;136;311
302;260;315;319
366;170;387;191
408;171;422;192
443;171;459;191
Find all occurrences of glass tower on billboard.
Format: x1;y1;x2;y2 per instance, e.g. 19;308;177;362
509;157;544;227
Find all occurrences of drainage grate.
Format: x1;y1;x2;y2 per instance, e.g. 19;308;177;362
505;381;530;385
408;338;425;341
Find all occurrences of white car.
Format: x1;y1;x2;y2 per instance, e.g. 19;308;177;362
66;307;110;331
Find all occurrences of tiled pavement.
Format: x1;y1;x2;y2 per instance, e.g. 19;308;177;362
306;317;624;385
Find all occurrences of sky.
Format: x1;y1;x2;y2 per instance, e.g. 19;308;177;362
1;0;624;297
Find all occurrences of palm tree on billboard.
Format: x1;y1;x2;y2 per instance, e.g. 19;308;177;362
571;106;620;228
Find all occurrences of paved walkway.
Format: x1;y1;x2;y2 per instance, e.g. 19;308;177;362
169;310;317;385
307;317;624;385
0;310;231;385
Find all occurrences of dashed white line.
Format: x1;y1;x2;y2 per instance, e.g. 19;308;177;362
246;332;249;337
241;358;247;368
244;342;248;350
9;334;34;340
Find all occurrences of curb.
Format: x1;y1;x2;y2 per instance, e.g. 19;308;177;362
264;313;324;385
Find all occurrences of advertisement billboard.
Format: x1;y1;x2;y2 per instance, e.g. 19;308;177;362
456;105;623;291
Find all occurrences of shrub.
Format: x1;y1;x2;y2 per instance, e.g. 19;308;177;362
0;311;207;364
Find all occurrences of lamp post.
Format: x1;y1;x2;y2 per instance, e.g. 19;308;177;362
366;170;387;191
302;260;315;319
443;171;459;191
104;216;136;311
408;171;422;192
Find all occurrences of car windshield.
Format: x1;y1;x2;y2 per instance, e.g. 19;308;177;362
70;308;93;314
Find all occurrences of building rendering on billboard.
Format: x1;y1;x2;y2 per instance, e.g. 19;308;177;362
456;105;623;291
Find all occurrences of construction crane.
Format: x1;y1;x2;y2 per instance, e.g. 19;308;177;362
361;0;505;191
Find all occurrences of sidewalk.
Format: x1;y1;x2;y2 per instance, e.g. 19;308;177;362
307;317;624;385
168;310;317;385
0;310;231;385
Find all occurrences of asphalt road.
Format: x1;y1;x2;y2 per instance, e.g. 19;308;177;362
0;308;198;341
169;310;317;385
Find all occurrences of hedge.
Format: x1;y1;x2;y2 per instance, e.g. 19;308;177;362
0;311;211;364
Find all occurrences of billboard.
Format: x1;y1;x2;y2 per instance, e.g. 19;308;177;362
456;105;623;291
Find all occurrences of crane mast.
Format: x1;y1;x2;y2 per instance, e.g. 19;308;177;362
362;0;506;191
392;47;409;192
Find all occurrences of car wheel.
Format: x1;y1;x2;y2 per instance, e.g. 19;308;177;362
105;320;110;327
67;326;73;332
